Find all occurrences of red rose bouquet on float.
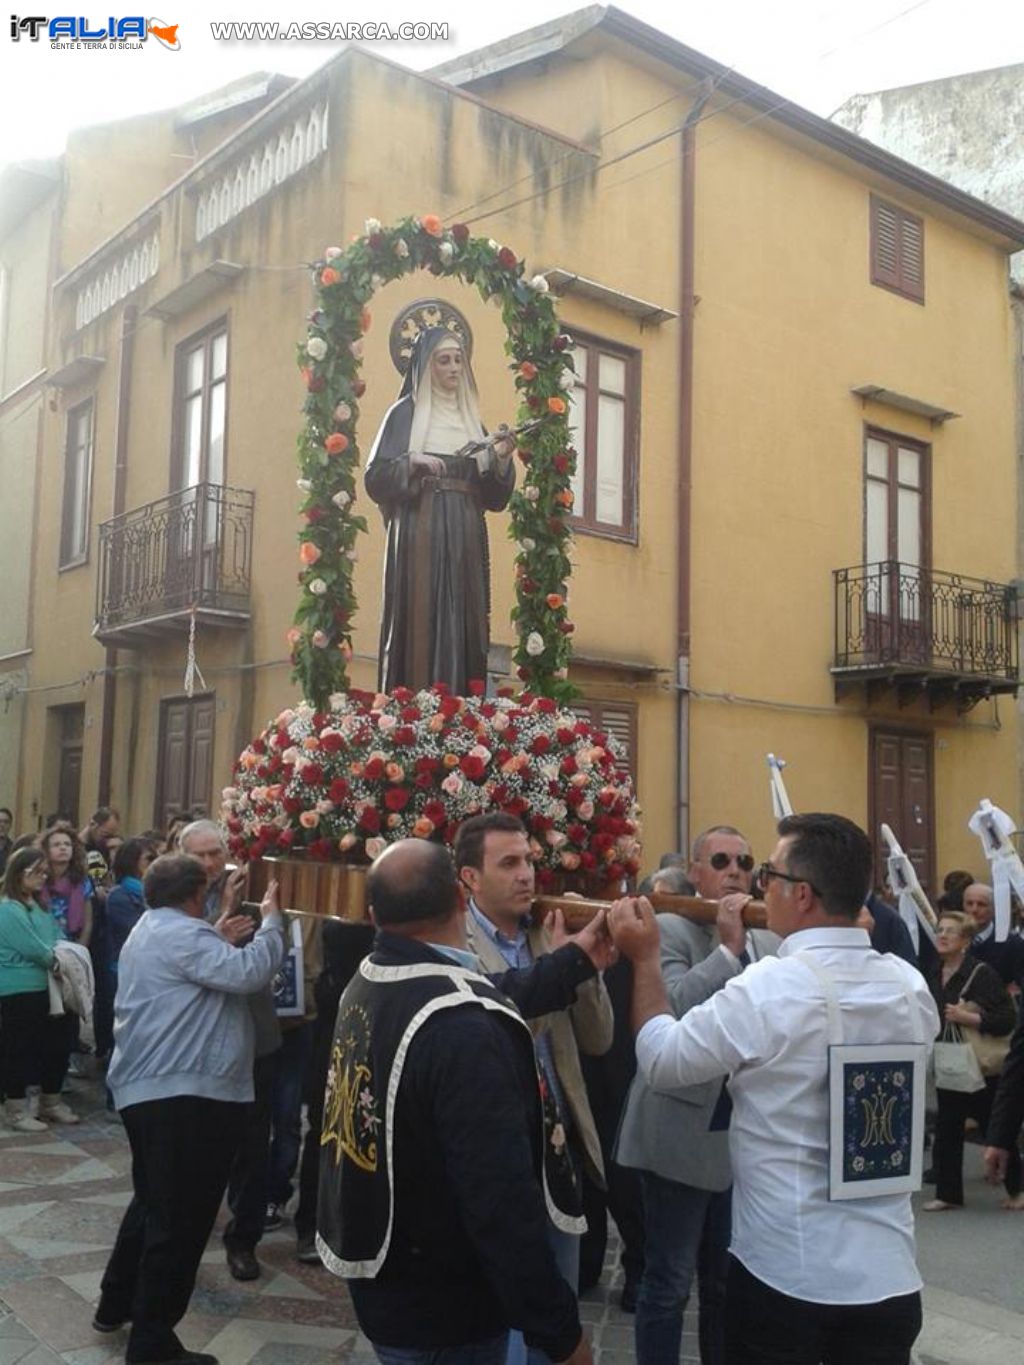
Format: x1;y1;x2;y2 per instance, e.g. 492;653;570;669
222;685;640;890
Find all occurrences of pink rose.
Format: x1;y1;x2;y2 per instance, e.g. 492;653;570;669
441;773;463;796
365;836;386;859
299;811;320;829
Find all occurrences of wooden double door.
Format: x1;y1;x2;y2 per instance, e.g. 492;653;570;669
869;728;934;895
154;694;215;829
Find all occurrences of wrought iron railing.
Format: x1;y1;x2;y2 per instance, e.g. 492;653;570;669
834;562;1019;681
96;483;254;632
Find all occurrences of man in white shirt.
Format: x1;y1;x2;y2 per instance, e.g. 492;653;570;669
609;812;939;1365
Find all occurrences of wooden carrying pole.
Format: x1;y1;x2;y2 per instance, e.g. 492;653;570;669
278;889;768;931
532;891;767;932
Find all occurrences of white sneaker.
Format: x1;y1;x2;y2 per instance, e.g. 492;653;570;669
4;1100;47;1133
40;1095;80;1125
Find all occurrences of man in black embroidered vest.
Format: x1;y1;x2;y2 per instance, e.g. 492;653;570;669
318;839;593;1365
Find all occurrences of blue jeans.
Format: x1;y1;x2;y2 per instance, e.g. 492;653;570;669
506;1225;579;1365
374;1335;507;1365
635;1171;731;1365
268;1023;313;1206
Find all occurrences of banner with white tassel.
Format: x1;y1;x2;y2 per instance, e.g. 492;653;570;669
880;823;937;954
967;799;1024;943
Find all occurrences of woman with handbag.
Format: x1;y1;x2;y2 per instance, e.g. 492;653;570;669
925;911;1019;1210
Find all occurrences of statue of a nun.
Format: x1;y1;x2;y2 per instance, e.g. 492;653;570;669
365;326;515;694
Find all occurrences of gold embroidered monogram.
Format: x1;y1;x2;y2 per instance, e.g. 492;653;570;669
322;1003;380;1172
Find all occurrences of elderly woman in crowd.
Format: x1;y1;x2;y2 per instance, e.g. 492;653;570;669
925;910;1020;1211
0;847;78;1130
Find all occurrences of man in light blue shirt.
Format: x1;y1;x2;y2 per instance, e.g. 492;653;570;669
96;853;284;1365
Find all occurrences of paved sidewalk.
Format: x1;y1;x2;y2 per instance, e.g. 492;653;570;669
0;1073;660;1364
3;1071;1020;1364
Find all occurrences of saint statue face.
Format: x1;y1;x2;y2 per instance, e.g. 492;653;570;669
430;340;464;394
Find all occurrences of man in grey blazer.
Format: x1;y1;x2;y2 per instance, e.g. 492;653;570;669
616;825;778;1365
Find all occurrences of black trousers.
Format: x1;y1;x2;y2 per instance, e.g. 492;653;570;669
724;1257;922;1365
0;990;73;1097
100;1096;246;1363
934;1079;1022;1205
223;1050;279;1252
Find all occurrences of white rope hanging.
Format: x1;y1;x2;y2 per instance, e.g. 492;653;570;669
183;606;207;699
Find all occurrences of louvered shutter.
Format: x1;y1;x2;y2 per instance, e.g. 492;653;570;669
898;212;924;301
571;700;637;781
871;196;925;302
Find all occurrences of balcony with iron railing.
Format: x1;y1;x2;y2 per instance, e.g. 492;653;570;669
94;483;254;646
833;561;1020;711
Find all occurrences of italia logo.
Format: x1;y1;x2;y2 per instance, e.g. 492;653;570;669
9;15;180;47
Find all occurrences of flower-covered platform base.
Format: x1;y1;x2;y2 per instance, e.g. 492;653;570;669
223;685;641;896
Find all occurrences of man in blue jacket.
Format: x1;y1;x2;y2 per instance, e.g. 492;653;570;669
95;854;284;1365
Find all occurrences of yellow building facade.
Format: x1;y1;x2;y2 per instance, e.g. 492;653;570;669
4;10;1023;887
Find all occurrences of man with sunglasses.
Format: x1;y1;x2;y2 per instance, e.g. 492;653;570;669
615;826;778;1365
611;813;938;1365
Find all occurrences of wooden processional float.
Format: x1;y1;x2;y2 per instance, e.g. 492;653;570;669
249;857;769;932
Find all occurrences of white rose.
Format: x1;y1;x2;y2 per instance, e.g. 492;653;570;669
520;538;536;552
395;239;410;258
370;273;384;291
524;487;540;503
364;218;382;237
297;478;312;492
309;578;328;596
529;274;550;293
306;336;327;361
332;490;351;510
438;241;454;266
488;239;500;252
526;632;545;657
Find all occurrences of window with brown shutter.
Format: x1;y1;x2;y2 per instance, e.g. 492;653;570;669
571;699;638;782
566;331;639;540
870;196;924;303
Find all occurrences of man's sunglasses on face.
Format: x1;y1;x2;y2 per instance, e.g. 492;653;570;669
708;852;755;872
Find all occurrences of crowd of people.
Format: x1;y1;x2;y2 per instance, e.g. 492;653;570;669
0;800;1022;1365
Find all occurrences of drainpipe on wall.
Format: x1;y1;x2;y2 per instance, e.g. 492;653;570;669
675;83;712;855
97;303;136;807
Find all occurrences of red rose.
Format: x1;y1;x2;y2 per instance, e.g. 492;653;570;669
606;863;626;884
363;757;385;781
249;840;266;860
553;453;569;474
548;516;564;534
414;772;434;790
531;734;550;755
401;706;421;721
506;796;528;816
535;698;556;714
574;721;591;736
306;506;327;523
460;754;485;780
424;800;447;823
367;233;384;251
461;713;478;731
309;839;334;861
498;246;517;269
559;621;575;635
555;727;575;745
497;686;516;698
282;795;304;814
517;666;531;680
352;379;366;399
432;682;451;695
491;784;509;804
358;807;381;834
495;748;512;766
517;448;531;465
320;732;344;753
278;829;295;848
384;788;411;812
564;787;584;809
452;222;470;245
480;703;496;718
392;686;413;702
252;738;266;755
553;334;571;352
547;782;560;797
393;726;416;746
580;852;597;871
328;778;349;803
536;867;555;890
467;679;485;696
439;696;461;719
561;756;577;776
567;823;588;844
300;762;324;786
415;756;441;774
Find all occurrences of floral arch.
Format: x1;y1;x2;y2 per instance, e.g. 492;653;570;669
290;214;579;710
